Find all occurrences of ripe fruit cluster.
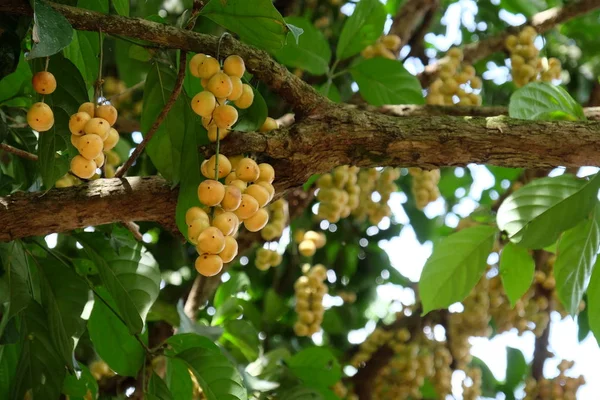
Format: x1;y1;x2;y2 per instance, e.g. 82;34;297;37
461;367;483;400
352;167;399;225
297;230;327;257
255;248;282;271
316;165;360;223
409;168;440;210
505;26;562;87
27;71;57;132
293;264;328;336
69;102;120;179
261;199;288;241
361;34;402;60
524;360;585;400
426;47;482;106
188;155;276;276
189;53;253;142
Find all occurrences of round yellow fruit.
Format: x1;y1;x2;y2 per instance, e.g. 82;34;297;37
299;240;316;257
70;155;97;179
244;184;270;208
195;254;223;277
197;179;225;207
207;125;229;142
234;194;259;220
227;76;243;101
236;158;260;182
223;55;245;78
78;102;96;117
205;154;232;179
234;84;254;109
189;53;207;78
94;152;105;168
77;134;104;160
257;163;275;183
221;185;242;211
212;211;239;236
32;71;57;94
187;218;210;245
207;72;233;98
256;181;275;201
95;104;118;126
229;179;247;192
212;104;238;129
243;208;269;232
185;206;209;226
69;112;91;136
259;117;278;132
27;102;54;132
70;134;81;147
191;91;216;118
219;236;238;263
197;226;226;254
84;118;110;140
103;128;119;151
197;56;220;79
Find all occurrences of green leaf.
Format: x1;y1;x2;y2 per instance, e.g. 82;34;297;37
211;297;243;326
588;257;600;346
263;288;286;323
87;288;145;377
112;0;130;16
77;232;161;334
200;0;292;51
233;85;268;132
214;272;250;307
115;39;150;87
62;365;98;399
274;17;330;75
28;0;74;59
419;225;497;314
63;31;100;88
508;82;585;121
0;52;32;105
578;301;591;342
336;0;386;61
166;333;248;400
165;358;194;400
497;174;600;249
350;58;424;106
504;347;528;393
38;257;88;370
147;372;174;400
499;243;535;307
317;83;341;103
554;205;600;316
287;347;341;389
0;344;19;398
11;302;66;400
0;241;33;340
278;386;324;400
471;357;499;397
141;64;187;183
223;319;260;361
176;300;223;341
35;54;89;115
37;108;70;189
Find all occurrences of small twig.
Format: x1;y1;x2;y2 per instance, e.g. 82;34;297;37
0;143;39;161
184;275;206;319
121;221;143;241
94;29;104;104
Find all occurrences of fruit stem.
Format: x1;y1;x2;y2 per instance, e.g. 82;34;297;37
94;29;104;106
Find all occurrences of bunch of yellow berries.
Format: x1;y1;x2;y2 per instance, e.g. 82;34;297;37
409;168;440;210
255;248;282;271
298;230;327;257
27;71;57;132
261;198;289;241
361;34;402;60
426;47;482;106
316;165;361;223
293;264;328;336
352;167;399;225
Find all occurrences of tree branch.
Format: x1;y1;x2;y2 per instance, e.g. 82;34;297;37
0;143;39;161
389;0;438;56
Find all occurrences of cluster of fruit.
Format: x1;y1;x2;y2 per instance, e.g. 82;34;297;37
296;230;327;257
293;264;328;336
255;248;282;271
260;199;288;241
56;150;120;187
352;167;399;225
409;168;440;210
186;155;276;276
524;360;585;400
316;165;360;223
68;102;120;179
461;367;483;400
426;47;482;106
361;34;402;60
189;53;254;142
505;26;562;87
27;71;56;132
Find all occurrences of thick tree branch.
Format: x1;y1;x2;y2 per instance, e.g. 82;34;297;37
389;0;438;56
419;0;600;86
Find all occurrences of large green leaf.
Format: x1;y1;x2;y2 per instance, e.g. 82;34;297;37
499;242;535;307
350;58;424;106
588;257;600;346
29;0;74;59
223;320;260;361
77;232;161;334
166;333;248;400
503;347;528;394
11;302;66;400
115;39;150;87
287;347;341;389
200;0;298;51
62;365;98;399
141;64;188;183
554;206;600;316
497;174;600;249
112;0;130;16
213;271;250;308
87;288;145;377
508;82;585;121
274;17;331;75
176;300;223;340
38;257;88;370
0;241;33;340
165;358;194;400
419;225;497;314
0;344;19;398
0;52;32;105
63;31;99;88
147;372;174;400
336;0;387;61
37;107;70;189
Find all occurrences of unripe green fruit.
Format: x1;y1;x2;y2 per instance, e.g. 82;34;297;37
260;117;278;132
299;240;316;257
70;155;97;179
191;91;216;117
77;134;104;160
27;102;54;132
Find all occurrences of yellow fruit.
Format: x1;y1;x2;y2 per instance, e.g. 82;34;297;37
447;47;463;60
197;56;220;79
200;160;211;179
191;91;216;117
77;134;104;160
78;102;95;117
236;158;260;182
205;154;232;179
245;184;270;208
299;240;316;257
229;179;247;192
195;254;223;277
234;194;259;220
219;236;238;263
32;71;57;94
189;53;207;78
27;102;54;132
185;206;209;226
70;134;81;147
212;211;239;236
257;163;275;183
197;179;225;207
304;231;326;248
221;185;242;211
84;118;110;140
202;116;213;129
187;218;210;245
212;105;238;129
103;128;119;150
223;55;245;78
207;125;230;142
197;226;226;254
225;171;238;184
243;208;269;232
70;155;97;179
227;76;243;101
207;72;233;98
259;117;278;132
381;34;401;51
94;152;105;168
229;155;244;170
69;112;91;136
234;84;254;109
95;104;118;126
